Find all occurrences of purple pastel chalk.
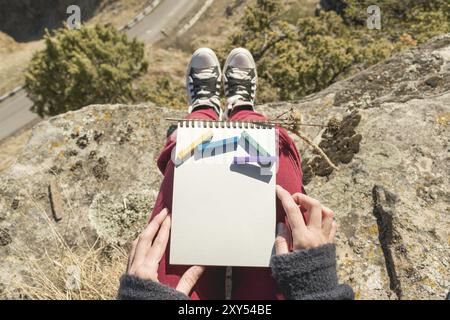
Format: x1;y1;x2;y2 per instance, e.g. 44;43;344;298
233;156;278;164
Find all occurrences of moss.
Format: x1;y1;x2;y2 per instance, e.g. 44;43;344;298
368;224;379;237
102;111;112;122
420;276;438;289
436;112;450;126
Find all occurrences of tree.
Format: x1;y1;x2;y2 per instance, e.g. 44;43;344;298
222;0;449;103
225;0;370;101
25;24;148;117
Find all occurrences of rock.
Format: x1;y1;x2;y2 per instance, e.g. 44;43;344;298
259;34;450;299
1;34;449;299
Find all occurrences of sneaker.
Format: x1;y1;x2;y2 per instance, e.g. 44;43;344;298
186;48;222;117
223;48;257;118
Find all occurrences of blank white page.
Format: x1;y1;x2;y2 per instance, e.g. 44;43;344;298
170;120;276;267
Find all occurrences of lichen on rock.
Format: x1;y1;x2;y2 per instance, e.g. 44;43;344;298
89;191;156;244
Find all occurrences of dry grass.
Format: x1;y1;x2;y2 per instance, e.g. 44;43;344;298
12;241;127;300
89;0;153;29
134;45;190;109
0;129;32;173
5;183;129;300
0;33;44;95
164;0;250;53
144;45;190;85
284;0;319;20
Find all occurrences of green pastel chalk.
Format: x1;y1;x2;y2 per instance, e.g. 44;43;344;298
241;131;270;157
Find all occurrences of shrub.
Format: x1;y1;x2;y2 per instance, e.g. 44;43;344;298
25;24;148;117
136;75;187;110
221;0;450;103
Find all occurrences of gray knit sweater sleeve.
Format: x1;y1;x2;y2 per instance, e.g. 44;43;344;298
118;244;353;300
270;243;354;300
118;275;189;300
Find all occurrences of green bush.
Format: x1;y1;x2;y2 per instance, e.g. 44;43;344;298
136;75;187;110
222;0;450;103
341;1;449;34
25;24;148;117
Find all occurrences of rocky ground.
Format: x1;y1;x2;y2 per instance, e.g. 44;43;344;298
0;34;449;299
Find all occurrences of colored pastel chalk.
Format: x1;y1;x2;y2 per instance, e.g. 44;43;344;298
198;136;239;153
176;130;213;160
241;131;270;157
233;156;278;164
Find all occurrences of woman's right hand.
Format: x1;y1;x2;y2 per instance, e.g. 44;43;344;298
275;185;337;254
127;209;205;296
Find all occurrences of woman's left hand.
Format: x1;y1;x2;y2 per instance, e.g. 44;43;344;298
275;185;337;254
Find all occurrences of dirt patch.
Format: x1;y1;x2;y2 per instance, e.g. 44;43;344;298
0;128;32;173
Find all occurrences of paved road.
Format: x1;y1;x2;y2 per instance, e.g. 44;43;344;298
127;0;201;43
0;0;202;141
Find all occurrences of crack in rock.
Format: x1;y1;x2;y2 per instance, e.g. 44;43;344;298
372;185;403;299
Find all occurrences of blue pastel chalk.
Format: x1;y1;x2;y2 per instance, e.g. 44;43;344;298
198;136;239;153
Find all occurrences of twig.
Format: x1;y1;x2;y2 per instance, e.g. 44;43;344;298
48;179;64;222
290;127;339;171
272;107;293;120
270;109;339;171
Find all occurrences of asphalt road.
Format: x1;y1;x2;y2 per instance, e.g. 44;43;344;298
0;0;202;141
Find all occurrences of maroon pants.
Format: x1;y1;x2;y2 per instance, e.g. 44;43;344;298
150;108;305;299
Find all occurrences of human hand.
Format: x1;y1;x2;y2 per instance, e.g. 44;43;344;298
275;185;337;254
127;208;205;295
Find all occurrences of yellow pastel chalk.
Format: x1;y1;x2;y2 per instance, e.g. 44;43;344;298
177;130;213;161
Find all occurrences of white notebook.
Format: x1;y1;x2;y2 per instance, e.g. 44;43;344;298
170;120;277;267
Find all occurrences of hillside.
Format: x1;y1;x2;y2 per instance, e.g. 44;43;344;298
0;34;448;299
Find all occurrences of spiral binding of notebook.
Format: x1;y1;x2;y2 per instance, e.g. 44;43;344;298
177;119;275;129
170;118;277;267
175;120;277;164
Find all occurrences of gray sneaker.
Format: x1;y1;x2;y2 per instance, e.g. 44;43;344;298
186;48;222;117
223;48;257;118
